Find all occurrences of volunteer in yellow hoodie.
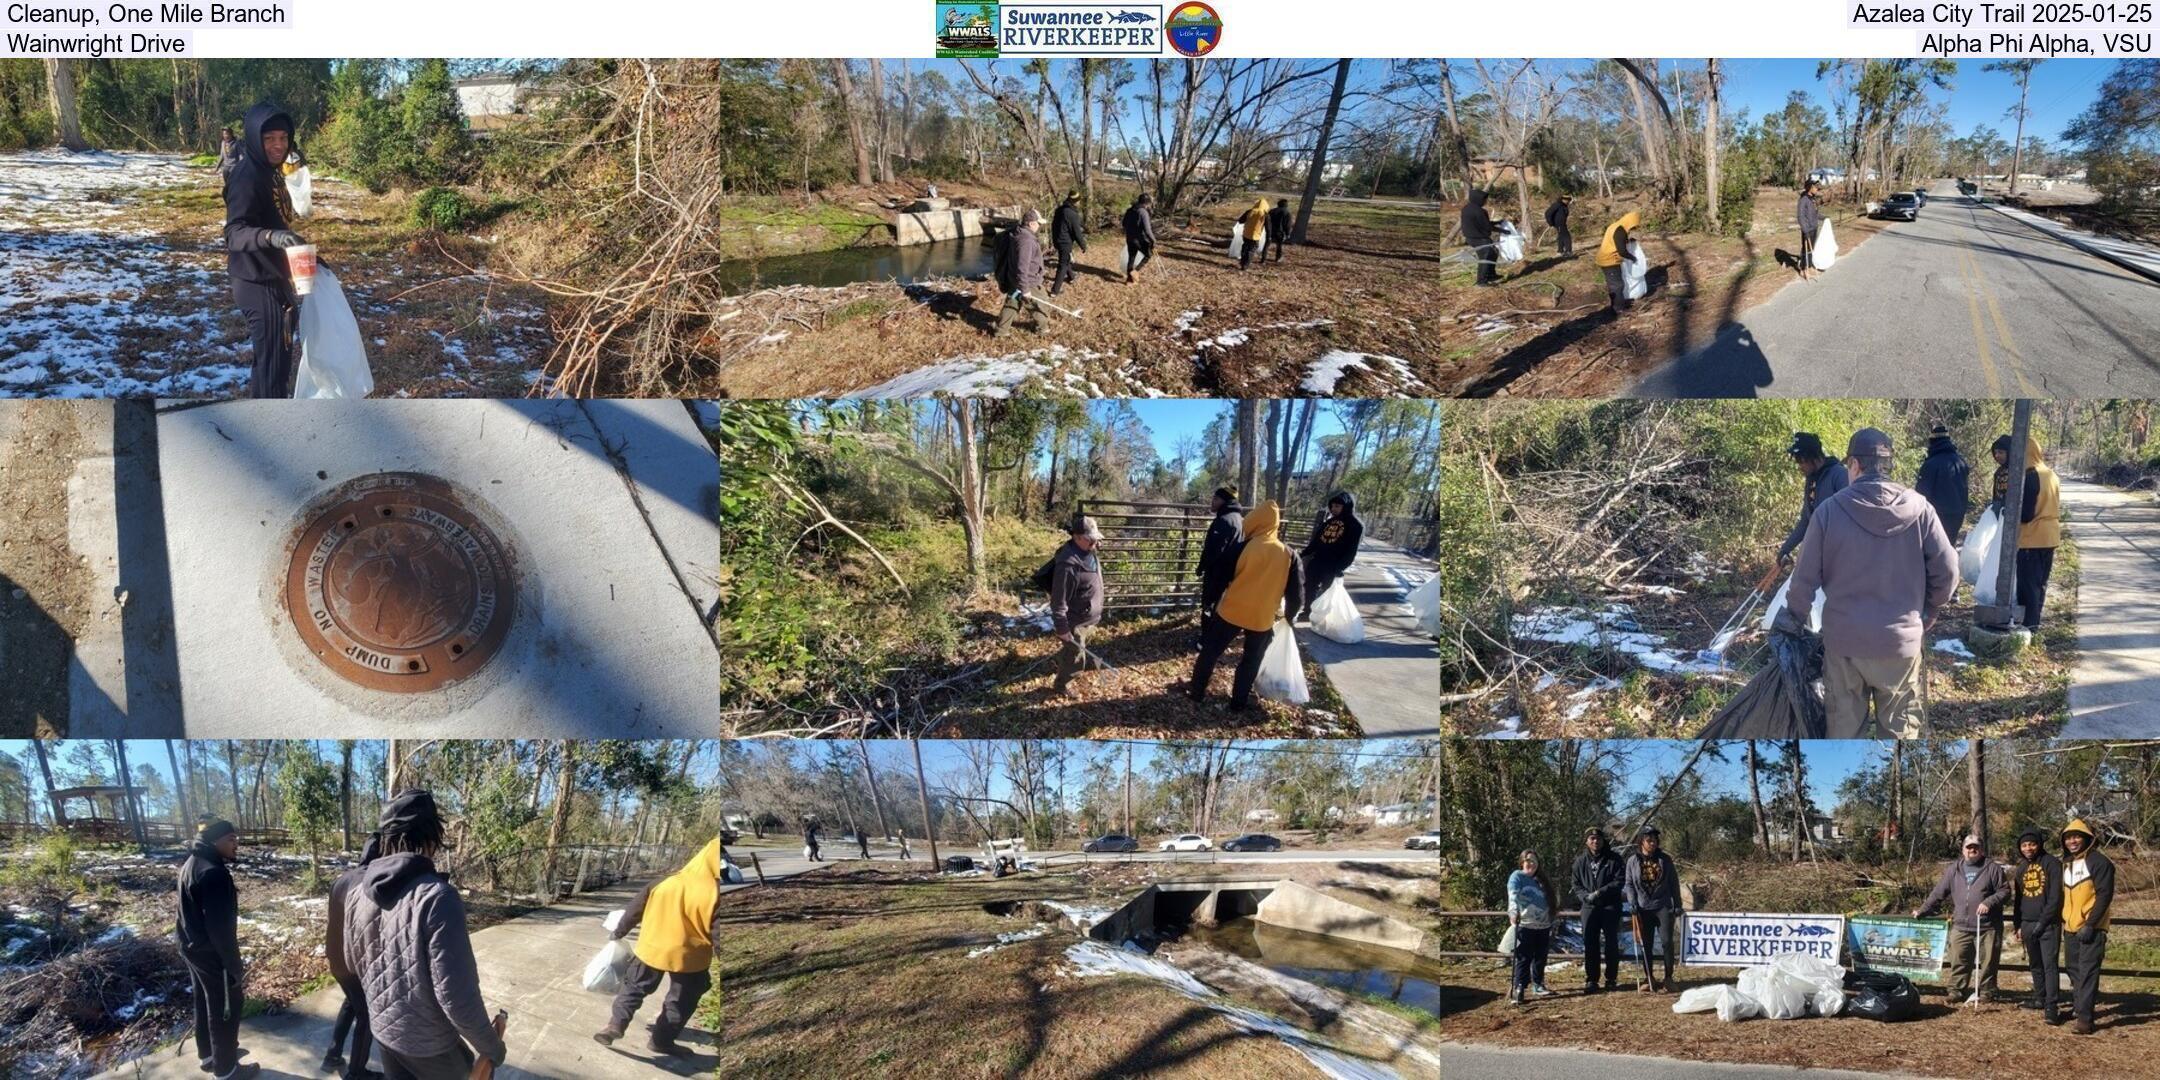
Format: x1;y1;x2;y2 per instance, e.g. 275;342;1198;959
1236;198;1270;271
595;839;719;1056
2059;819;2114;1034
1987;434;2062;630
1596;211;1643;318
1179;500;1303;710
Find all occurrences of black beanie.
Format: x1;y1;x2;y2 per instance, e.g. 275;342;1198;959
380;790;443;838
199;819;236;843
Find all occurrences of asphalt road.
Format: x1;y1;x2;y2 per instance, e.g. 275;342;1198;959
2062;478;2160;738
720;842;1435;893
1442;1043;1912;1080
1633;181;2160;398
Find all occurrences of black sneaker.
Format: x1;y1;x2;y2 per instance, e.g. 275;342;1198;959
593;1028;623;1047
1583;984;1602;995
219;1066;261;1080
323;1051;347;1072
2018;999;2042;1010
648;1038;693;1058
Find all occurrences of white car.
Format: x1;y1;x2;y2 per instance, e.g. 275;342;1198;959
1158;834;1214;852
1404;831;1442;851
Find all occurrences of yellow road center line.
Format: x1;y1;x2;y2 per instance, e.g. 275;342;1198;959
1958;247;2004;398
1966;226;2038;397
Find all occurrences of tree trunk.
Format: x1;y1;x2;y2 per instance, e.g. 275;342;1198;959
1078;60;1097;212
111;741;148;853
1123;743;1133;836
1437;61;1476;193
1746;741;1771;853
1968;740;1989;853
339;741;354;852
868;59;892;183
857;738;892;841
1704;59;1722;230
830;61;873;186
901;60;916;166
542;742;580;899
2009;68;2030;194
1292;59;1352;244
224;741;244;827
165;740;192;829
1235;401;1260;505
45;61;88;151
954;403;987;592
911;737;940;869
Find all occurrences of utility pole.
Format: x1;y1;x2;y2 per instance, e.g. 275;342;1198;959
1123;743;1133;836
912;737;940;870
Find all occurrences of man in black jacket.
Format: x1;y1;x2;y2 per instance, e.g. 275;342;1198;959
1050;191;1087;297
178;820;258;1079
323;834;384;1079
1196;487;1245;618
225;102;309;399
1461;189;1497;286
1777;432;1849;568
1545;195;1574;257
2011;829;2065;1024
1121;193;1156;283
1571;827;1624;993
1297;492;1365;620
1264;200;1292;263
1913;424;1973;544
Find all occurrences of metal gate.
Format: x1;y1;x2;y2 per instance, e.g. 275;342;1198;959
1076;499;1314;612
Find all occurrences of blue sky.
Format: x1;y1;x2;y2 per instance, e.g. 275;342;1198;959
1107;399;1350;460
1609;740;1922;805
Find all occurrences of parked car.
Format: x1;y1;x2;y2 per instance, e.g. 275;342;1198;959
1158;834;1215;852
1872;192;1921;221
1222;834;1283;852
1082;833;1140;853
1405;831;1442;851
720;827;741;845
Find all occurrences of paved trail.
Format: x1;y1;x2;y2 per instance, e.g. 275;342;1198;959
101;880;715;1080
1443;1043;1912;1080
1299;539;1440;736
2061;479;2160;738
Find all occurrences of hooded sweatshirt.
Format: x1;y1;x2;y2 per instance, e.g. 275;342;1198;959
1266;200;1292;238
1216;500;1303;633
1597;212;1642;268
1122;201;1154;244
617;839;720;973
224;102;297;285
1300;492;1365;582
1507;868;1554;930
1240;199;1270;241
1048;538;1104;635
2012;831;2064;929
1571;842;1625;914
1197;498;1246;597
1786;473;1959;659
1624;846;1681;912
1917;851;2010;927
1779;457;1850;561
175;838;243;973
342;852;509;1063
1913;433;1972;535
2016;436;2061;549
326;834;382;985
1052;200;1088;251
1798;191;1823;236
1459;189;1494;247
2060;820;2115;934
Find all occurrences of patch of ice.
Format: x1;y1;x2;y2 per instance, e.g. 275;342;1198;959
967;924;1051;957
1485;715;1530;739
1299;350;1427;396
842;346;1145;399
1190;318;1336;359
1932;638;1976;662
1470;317;1514;335
1512;604;1726;676
1174;309;1205;334
91;924;134;946
1042;900;1116;930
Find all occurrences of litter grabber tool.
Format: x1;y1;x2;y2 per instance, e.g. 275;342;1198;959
469;1010;509;1079
1698;564;1783;666
1023;290;1085;320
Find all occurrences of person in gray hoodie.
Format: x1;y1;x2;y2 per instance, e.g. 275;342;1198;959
1914;834;2011;1004
992;210;1050;337
1781;428;1958;739
342;791;507;1080
1624;825;1682;993
1049;515;1107;696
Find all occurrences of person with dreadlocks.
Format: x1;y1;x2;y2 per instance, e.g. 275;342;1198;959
223;101;309;398
322;833;384;1079
341;792;508;1079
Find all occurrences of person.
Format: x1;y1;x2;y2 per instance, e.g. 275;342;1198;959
217;125;240;176
1570;827;1625;993
1195;486;1245;618
1777;432;1850;568
803;821;821;862
1121;193;1156;283
1506;850;1555;1004
1798;179;1824;281
1545;194;1574;257
1236;197;1270;271
596;839;718;1056
1782;428;1958;739
1264;198;1292;263
1461;189;1498;286
177;820;257;1080
1296;492;1364;620
2008;435;2062;630
855;828;871;861
341;791;508;1079
2010;828;2065;1024
1624;824;1681;993
1050;515;1107;696
1913;423;1973;544
1914;834;2010;1005
1595;211;1643;317
1181;499;1302;710
991;210;1049;337
1049;190;1088;297
324;833;384;1080
2059;818;2114;1034
225;102;308;399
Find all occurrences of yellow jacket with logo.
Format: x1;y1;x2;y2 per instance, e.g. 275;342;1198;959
2059;819;2115;933
631;839;720;972
1596;212;1642;268
1241;199;1270;241
2017;436;2062;549
1215;501;1301;633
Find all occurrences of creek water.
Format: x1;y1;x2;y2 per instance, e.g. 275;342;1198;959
1182;918;1441;1018
715;235;999;294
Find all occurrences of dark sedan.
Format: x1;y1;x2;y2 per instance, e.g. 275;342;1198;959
1873;192;1920;222
1222;834;1283;852
1082;834;1140;853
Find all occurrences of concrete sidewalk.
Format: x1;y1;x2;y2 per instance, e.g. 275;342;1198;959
1442;1043;1905;1080
2061;478;2160;738
100;880;715;1080
1297;539;1439;735
1983;198;2160;283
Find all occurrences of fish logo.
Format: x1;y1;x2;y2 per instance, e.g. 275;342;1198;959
1109;9;1153;21
1166;0;1222;56
1789;924;1834;937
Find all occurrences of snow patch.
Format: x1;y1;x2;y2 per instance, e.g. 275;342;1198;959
966;924;1050;958
1512;604;1727;676
842;346;1156;399
1299;351;1426;396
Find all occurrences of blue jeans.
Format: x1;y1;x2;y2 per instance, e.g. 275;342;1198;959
1512;926;1551;990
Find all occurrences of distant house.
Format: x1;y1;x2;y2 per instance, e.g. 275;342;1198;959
1362;800;1437;827
1278;151;1353;184
1468;158;1541;190
1245;808;1281;824
454;73;556;134
1767;811;1844;849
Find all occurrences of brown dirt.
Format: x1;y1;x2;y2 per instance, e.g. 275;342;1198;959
0;402;96;737
1429;189;1891;398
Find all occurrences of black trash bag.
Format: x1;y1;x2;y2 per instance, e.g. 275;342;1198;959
943;855;976;873
1843;968;1920;1022
1694;625;1826;739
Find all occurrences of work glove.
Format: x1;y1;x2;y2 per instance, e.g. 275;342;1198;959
267;230;306;249
2078;926;2097;946
1771;606;1806;639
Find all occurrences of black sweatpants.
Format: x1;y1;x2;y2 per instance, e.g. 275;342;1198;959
378;1041;472;1080
2020;921;2061;1015
1472;243;1498;285
328;975;374;1077
1634;908;1679;984
1264;230;1285;263
608;956;714;1044
1051;242;1077;295
1602;264;1631;313
1125;240;1152;278
2016;547;2056;629
2065;928;2106;1026
1301;569;1344;619
1189;613;1274;706
183;950;244;1076
1581;907;1623;988
1555;224;1573;256
234;277;296;399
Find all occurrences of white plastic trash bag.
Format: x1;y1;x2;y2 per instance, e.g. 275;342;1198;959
1255;619;1310;704
1675;984;1762;1022
802;844;815;860
1230;225;1264;260
1497;924;1517;956
601;908;627;934
1738;965;1809;1020
293;266;374;399
581;939;629;994
285;164;312;217
1761;573;1825;633
1495;221;1525;264
1812;219;1838;270
1674;984;1726;1014
1408;574;1442;639
1963;505;2007;602
1309;579;1365;644
721;858;744;885
1621;240;1649;300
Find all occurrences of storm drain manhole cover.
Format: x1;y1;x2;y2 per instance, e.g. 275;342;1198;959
285;473;517;693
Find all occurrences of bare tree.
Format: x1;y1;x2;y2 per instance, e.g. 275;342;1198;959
912;737;941;869
1703;59;1722;230
830;61;873;186
44;61;88;151
1236;400;1260;502
1292;59;1353;243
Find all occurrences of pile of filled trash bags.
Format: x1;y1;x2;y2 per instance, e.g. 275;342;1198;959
1671;955;1920;1023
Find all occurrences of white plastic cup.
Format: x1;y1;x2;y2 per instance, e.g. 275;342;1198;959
285;243;318;296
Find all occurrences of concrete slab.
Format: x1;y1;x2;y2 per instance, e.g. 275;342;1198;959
2062;479;2160;738
1297;540;1440;736
1255;880;1426;953
97;879;715;1080
74;399;717;738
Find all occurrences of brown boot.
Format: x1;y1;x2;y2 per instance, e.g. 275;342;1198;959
2072;1018;2095;1035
